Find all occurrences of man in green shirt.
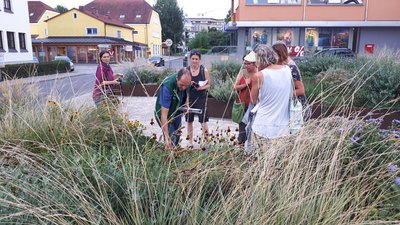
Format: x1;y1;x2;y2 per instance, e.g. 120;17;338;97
155;68;191;149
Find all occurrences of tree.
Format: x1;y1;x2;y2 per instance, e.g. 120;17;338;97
224;9;232;23
54;5;68;13
188;30;229;51
154;0;184;53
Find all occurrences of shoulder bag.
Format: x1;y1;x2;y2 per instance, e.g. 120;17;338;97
289;77;304;134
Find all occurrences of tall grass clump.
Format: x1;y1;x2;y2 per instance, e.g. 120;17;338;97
1;73;400;224
123;66;176;85
299;51;400;109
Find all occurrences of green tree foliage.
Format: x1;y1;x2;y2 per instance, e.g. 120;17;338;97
154;0;184;51
224;9;232;23
54;5;68;13
188;29;229;50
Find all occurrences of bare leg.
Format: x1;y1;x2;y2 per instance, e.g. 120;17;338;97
187;122;194;145
201;122;209;141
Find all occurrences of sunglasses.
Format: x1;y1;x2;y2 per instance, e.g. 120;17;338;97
244;62;255;65
190;50;201;56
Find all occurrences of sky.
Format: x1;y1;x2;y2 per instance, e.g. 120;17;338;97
37;0;230;19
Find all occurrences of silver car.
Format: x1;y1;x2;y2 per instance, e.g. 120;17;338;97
54;56;74;71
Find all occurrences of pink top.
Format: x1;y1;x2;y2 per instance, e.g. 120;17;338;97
93;63;115;98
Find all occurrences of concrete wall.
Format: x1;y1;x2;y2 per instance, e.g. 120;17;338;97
0;0;33;65
359;27;400;54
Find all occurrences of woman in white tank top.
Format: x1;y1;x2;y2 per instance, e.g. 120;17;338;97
250;44;292;139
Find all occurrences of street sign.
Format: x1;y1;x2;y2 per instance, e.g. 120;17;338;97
98;44;111;48
165;39;173;47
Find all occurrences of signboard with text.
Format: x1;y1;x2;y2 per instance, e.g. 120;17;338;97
288;46;304;57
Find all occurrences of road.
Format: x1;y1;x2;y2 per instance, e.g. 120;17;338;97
2;57;184;102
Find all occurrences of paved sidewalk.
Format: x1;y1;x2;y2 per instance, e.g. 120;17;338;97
1;56;182;85
69;94;238;148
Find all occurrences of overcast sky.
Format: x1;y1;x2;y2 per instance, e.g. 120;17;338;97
37;0;230;19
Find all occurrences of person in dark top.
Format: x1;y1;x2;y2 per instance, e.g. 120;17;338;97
155;68;191;149
186;50;211;146
272;42;312;121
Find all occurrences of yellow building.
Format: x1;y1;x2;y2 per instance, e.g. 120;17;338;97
28;1;59;39
31;8;142;63
81;0;162;58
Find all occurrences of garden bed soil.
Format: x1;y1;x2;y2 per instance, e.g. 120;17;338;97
119;83;160;97
206;98;234;119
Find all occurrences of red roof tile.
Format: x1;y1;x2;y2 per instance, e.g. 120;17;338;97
28;1;58;23
81;0;154;24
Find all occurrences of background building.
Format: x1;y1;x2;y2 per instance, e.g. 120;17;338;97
227;0;400;57
32;8;138;63
0;0;34;65
81;0;162;58
28;1;59;39
186;17;225;38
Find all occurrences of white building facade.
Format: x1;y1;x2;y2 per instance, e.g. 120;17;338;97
0;0;33;65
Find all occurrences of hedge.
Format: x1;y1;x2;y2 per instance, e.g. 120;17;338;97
1;60;70;79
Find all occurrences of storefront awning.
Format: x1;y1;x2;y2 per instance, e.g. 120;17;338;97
225;20;400;29
32;36;145;46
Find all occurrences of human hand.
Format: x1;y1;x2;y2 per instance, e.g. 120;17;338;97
115;73;124;78
164;138;172;150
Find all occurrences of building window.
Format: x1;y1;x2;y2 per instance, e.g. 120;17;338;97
0;31;4;51
7;32;16;51
18;33;26;50
305;27;351;50
246;0;300;4
72;13;77;19
4;0;12;11
45;28;48;36
117;30;122;38
86;28;98;35
308;0;362;4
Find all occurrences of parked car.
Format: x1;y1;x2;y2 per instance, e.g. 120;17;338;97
148;56;165;67
314;48;356;58
53;56;74;71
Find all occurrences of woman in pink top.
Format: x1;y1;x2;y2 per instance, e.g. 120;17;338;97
92;50;124;106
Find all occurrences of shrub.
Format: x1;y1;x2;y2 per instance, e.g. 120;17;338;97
123;67;176;85
209;61;241;102
1;61;70;79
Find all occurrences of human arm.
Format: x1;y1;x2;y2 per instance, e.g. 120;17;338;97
233;70;250;91
114;73;124;78
250;71;263;105
160;107;172;149
290;65;305;96
196;67;211;91
159;85;173;149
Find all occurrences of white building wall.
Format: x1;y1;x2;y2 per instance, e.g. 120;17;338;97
0;0;33;65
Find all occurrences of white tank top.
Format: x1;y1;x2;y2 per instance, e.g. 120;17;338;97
252;66;292;139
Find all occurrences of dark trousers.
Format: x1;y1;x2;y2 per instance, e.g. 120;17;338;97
238;122;247;143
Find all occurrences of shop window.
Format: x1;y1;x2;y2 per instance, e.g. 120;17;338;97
7;31;16;51
86;28;98;35
305;27;351;50
18;33;26;50
308;0;362;4
251;28;272;48
4;0;12;11
246;0;300;5
275;28;300;46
